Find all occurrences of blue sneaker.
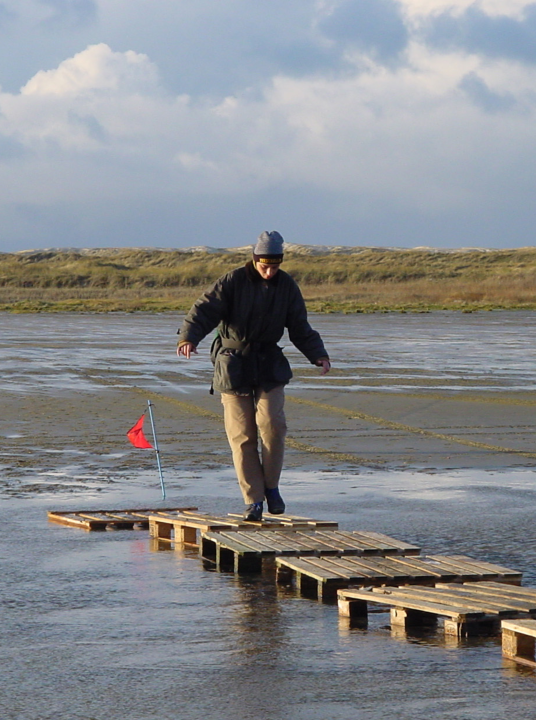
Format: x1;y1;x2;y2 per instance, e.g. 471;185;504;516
243;502;263;521
265;487;285;515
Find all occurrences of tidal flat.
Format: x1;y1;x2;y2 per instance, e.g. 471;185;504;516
2;311;536;719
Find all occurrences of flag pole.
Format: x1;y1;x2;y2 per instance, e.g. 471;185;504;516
146;400;166;500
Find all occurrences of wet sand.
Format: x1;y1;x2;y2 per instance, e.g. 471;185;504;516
2;312;536;719
4;371;536;501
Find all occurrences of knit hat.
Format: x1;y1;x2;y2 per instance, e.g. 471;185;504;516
253;231;284;264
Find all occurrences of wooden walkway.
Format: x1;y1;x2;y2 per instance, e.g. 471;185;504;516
150;510;338;546
48;507;198;531
201;529;421;573
337;581;533;636
276;554;522;599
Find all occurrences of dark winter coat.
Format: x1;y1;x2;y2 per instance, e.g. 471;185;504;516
177;261;329;394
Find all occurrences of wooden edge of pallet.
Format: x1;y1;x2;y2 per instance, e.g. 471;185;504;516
433;585;536;611
349;531;421;554
437;582;534;594
225;512;338;527
276;557;352;581
48;507;197;518
336;589;487;620
366;586;531;615
47;513;97;529
502;619;536;637
427;555;522;577
148;516;234;532
201;533;267;556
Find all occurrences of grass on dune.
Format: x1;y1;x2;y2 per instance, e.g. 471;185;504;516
1;246;536;313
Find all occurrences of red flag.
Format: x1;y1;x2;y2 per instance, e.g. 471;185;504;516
127;414;153;449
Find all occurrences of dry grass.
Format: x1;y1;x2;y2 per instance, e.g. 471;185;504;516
1;247;536;312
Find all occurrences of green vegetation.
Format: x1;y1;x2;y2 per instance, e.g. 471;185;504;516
1;246;536;313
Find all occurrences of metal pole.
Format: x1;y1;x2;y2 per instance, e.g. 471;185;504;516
146;400;166;500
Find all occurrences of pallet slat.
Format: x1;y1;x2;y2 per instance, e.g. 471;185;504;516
338;582;534;636
276;554;523;600
202;529;421;571
48;507;198;531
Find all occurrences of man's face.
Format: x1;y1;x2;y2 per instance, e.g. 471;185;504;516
255;261;281;280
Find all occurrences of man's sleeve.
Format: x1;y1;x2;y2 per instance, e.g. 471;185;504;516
177;275;229;347
286;280;329;364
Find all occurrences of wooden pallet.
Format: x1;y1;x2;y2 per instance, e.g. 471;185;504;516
200;529;421;573
337;580;530;636
277;554;522;599
502;618;536;668
149;511;338;545
47;507;198;531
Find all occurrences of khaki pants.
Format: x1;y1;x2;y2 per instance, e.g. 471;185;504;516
221;385;287;504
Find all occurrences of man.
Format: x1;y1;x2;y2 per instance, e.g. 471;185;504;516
177;231;330;521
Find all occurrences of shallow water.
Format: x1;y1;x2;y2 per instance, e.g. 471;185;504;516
2;311;536;719
2;310;536;395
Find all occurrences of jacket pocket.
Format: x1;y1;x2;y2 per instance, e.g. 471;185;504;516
264;346;292;384
213;349;245;391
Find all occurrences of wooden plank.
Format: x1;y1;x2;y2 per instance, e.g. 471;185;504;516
291;531;347;554
47;512;104;530
463;582;536;599
375;586;522;615
202;531;267;555
342;556;415;580
338;587;486;621
358;556;433;580
435;584;536;613
299;556;382;580
148;515;233;532
229;531;294;554
502;619;536;666
248;531;319;555
350;531;420;555
225;513;338;528
310;555;419;584
307;530;414;556
47;507;198;530
426;555;522;580
385;556;449;578
50;506;196;516
276;557;352;581
262;531;323;553
311;556;376;578
502;619;536;639
309;530;380;553
300;556;411;582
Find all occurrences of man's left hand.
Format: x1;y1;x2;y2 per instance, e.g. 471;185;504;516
316;358;331;376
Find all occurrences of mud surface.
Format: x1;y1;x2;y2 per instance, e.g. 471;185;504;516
2;311;536;719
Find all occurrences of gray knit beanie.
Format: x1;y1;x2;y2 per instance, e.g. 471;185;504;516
253;230;284;263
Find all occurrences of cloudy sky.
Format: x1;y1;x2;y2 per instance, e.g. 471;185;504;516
0;0;535;251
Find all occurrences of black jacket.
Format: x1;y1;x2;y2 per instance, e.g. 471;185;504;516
177;261;328;393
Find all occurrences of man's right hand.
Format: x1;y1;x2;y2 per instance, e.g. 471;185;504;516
177;342;198;359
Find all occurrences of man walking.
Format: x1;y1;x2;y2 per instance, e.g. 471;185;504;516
177;231;330;520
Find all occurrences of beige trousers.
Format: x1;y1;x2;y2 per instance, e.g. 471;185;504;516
221;385;287;504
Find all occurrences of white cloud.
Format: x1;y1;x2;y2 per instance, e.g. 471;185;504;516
21;42;157;96
0;39;535;214
401;0;532;19
0;0;536;250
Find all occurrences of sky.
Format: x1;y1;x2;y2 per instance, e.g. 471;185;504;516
0;0;536;252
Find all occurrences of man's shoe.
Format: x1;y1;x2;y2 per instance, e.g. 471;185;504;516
265;487;285;515
243;502;263;521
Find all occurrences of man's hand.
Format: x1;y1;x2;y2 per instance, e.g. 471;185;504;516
316;358;331;376
177;342;198;359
